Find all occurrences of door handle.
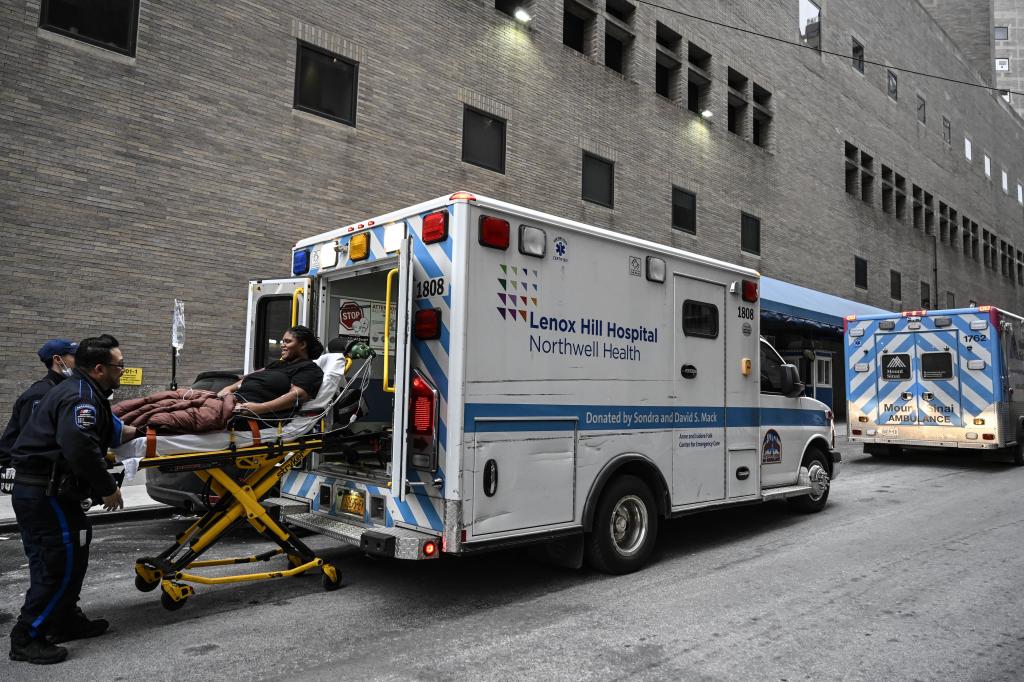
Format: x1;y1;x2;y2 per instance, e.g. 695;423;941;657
680;364;697;379
922;392;934;401
900;392;913;400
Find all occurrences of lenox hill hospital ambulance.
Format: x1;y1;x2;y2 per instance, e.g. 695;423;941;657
254;192;840;573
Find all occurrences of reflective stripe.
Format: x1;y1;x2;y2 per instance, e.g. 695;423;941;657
30;498;74;635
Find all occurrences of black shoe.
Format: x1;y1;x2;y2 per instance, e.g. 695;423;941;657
10;626;68;665
48;611;109;644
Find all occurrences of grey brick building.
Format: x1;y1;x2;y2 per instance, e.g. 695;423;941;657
2;0;1023;423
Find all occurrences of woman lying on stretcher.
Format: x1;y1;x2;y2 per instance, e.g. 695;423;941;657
113;326;324;434
217;325;325;422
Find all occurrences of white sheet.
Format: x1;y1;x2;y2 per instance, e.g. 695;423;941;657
113;353;348;461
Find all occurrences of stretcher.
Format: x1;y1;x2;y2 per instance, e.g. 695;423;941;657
120;352;371;610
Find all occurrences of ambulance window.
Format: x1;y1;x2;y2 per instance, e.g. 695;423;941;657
254;296;292;370
920;352;953;380
682;300;718;338
760;340;785;393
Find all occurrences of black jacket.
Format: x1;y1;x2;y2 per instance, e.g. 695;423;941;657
11;369;117;498
0;372;64;466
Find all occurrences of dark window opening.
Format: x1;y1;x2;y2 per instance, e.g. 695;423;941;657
655;23;682;100
40;0;140;56
920;352;953;380
495;0;520;18
672;187;696;234
254;297;292;370
946;291;955;308
582;152;614;208
852;38;864;72
682;300;719;338
606;0;635;23
890;270;902;300
920;281;931;309
462;107;506;174
855;257;868;289
294;42;358;126
563;2;592;54
741;213;760;255
605;32;625;73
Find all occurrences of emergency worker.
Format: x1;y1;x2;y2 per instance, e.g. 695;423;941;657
8;335;126;665
0;339;79;469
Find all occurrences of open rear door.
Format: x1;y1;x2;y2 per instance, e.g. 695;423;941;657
244;278;311;374
388;239;415;501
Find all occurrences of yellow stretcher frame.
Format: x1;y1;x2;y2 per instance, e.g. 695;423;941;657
133;430;340;610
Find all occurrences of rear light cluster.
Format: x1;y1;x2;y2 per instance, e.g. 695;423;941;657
414;308;442;340
410;373;436;436
422;210;449;243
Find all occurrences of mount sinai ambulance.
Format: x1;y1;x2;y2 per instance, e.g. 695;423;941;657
250;192;840;573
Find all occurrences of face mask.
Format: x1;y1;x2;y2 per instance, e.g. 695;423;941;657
55;357;73;377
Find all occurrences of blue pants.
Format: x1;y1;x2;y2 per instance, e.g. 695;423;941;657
12;483;92;639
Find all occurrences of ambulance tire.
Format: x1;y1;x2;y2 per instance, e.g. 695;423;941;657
866;444;900;458
585;475;658;575
1012;440;1024;467
788;450;831;513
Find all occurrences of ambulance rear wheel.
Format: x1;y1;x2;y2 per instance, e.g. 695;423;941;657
788;450;831;513
585;475;658;575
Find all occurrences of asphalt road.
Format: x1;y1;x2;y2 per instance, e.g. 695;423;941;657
1;440;1022;681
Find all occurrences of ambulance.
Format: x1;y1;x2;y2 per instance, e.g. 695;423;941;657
252;192;840;573
844;306;1024;465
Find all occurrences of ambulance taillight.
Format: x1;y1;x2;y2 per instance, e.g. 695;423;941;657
414;308;442;340
422;210;449;243
410;372;437;436
741;280;758;303
479;215;510;250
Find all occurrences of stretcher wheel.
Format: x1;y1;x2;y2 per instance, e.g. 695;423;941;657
135;575;160;592
161;590;187;611
322;564;342;592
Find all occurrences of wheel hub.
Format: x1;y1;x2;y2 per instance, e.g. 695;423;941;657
609;495;648;556
807;463;830;500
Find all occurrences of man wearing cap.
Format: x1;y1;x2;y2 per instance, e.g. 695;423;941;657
0;339;79;469
8;335;127;665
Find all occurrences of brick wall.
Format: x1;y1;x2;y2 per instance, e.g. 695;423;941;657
1;0;1023;426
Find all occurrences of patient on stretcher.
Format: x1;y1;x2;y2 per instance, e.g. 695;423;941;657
113;326;325;435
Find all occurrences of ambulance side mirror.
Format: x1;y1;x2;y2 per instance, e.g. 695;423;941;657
779;364;805;398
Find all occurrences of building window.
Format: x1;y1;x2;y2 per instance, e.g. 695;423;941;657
672;187;696;234
964;136;972;161
752;84;772;149
916;95;926;124
887;70;898;101
462;107;506;174
815;357;832;388
655;22;682;101
582;152;614;208
741;213;760;255
687;42;712;116
1002;170;1009;194
1002;90;1013;104
946;291;955;308
495;0;521;19
855;257;868;290
942;117;951;145
995;26;1009;41
727;68;748;137
851;38;864;73
294;42;359;126
890;270;902;300
984;154;991;178
563;1;594;55
39;0;140;56
604;30;632;75
920;281;931;309
1018;183;1023;205
799;0;821;50
995;58;1010;72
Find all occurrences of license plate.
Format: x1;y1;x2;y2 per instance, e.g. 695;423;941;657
879;426;899;437
339;491;365;516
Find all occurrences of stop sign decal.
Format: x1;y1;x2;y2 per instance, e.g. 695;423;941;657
339;301;364;331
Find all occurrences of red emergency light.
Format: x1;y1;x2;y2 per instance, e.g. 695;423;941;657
422;210;449;243
479;215;510;250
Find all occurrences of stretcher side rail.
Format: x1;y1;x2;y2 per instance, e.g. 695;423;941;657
137;434;324;474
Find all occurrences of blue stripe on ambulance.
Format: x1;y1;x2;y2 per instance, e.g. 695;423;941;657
463;404;827;430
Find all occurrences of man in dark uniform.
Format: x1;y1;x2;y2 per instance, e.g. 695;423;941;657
8;334;126;665
0;339;79;470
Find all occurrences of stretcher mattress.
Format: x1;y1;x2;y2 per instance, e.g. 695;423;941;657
112;353;348;460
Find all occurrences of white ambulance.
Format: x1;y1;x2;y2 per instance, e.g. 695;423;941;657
253;192;840;573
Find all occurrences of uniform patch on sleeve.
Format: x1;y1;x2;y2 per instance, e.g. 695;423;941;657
73;403;97;430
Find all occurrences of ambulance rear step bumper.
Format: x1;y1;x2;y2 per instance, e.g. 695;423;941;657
760;485;812;501
283;511;439;560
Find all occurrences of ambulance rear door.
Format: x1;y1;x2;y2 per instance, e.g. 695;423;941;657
244;278;312;374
